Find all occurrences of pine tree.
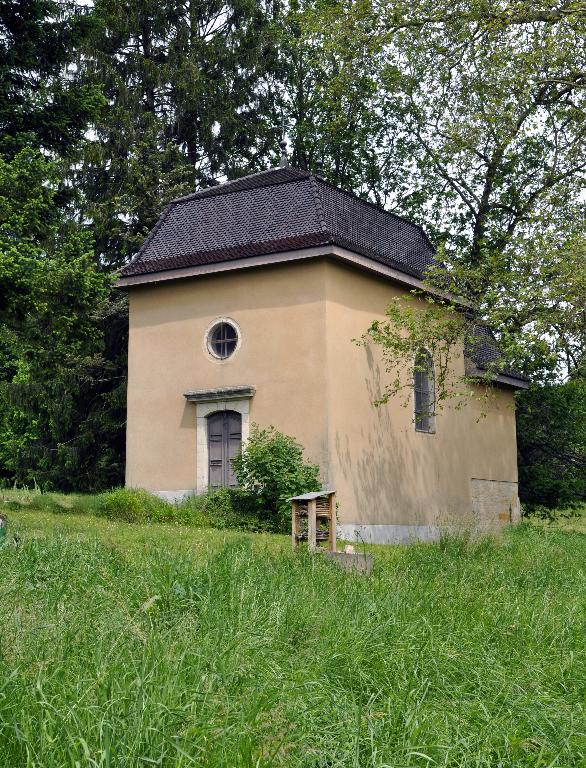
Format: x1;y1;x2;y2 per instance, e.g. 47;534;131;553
77;0;283;267
0;149;125;490
0;0;103;156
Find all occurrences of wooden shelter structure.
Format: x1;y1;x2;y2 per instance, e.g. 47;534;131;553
289;490;336;552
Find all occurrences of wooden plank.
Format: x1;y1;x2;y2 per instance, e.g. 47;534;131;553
291;501;299;550
329;492;337;552
307;498;317;552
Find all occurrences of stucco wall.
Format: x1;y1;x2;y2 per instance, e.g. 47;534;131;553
126;260;329;492
322;260;519;534
125;256;520;537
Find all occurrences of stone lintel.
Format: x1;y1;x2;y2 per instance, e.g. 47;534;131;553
184;385;256;403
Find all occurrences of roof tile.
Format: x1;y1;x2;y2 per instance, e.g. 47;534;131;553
121;167;435;279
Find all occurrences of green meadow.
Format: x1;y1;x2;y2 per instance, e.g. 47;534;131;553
1;498;585;767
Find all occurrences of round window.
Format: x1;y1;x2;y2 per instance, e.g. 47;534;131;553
207;320;239;359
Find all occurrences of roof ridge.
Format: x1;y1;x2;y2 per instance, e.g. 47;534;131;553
126;203;174;266
170;167;310;205
309;174;328;233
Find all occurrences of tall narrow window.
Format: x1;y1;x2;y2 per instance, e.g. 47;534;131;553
414;349;435;433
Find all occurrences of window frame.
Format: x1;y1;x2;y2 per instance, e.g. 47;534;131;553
205;317;241;361
413;348;436;434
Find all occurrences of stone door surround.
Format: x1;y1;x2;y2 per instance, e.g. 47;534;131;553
184;386;255;493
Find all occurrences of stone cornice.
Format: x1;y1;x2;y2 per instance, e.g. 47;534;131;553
184;386;256;403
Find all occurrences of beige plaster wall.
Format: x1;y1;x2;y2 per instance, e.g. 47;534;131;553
323;260;519;528
126;260;329;492
126;255;519;533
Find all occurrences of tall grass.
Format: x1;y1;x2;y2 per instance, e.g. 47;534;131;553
1;523;585;766
1;486;282;532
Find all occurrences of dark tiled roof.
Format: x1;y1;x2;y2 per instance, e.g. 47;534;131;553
466;325;529;384
121;167;436;279
121;166;527;386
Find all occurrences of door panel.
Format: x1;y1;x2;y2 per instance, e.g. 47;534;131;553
226;411;242;487
207;410;242;488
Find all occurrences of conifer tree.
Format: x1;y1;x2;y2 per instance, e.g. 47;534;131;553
0;0;103;156
77;0;283;267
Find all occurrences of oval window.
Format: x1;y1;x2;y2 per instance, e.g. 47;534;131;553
207;320;239;360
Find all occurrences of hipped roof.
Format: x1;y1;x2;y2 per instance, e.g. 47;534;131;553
120;167;436;279
119;165;528;388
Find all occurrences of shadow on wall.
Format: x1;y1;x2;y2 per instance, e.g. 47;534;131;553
334;345;473;528
129;263;327;331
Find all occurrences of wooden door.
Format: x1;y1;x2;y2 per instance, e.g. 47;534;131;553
208;410;242;488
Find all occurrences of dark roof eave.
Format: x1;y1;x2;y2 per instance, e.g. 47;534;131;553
119;233;428;281
119;233;333;278
115;242;466;311
466;362;530;389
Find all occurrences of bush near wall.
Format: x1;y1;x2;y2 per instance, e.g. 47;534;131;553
517;379;586;514
95;488;171;523
232;424;321;528
97;485;299;531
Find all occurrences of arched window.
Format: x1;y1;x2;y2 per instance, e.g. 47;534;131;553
414;349;435;433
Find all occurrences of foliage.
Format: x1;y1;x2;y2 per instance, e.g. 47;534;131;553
95;487;172;523
276;0;385;191
95;485;293;531
2;518;586;764
0;149;126;490
425;223;586;383
306;0;586;263
0;0;103;157
357;292;484;411
176;487;277;531
232;424;321;526
303;0;586;380
517;378;586;513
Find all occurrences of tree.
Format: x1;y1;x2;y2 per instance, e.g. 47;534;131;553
0;149;125;490
76;0;284;267
0;0;103;157
517;379;586;512
302;0;586;379
0;2;126;491
276;0;384;192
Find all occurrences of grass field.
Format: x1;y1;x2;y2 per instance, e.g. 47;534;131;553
1;505;586;767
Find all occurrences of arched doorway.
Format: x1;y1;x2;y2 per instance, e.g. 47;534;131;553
207;410;242;488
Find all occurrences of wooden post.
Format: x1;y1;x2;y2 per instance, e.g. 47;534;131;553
307;498;317;552
329;492;337;552
291;501;299;550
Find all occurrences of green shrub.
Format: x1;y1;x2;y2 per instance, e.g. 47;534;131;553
176;488;272;532
517;379;586;515
232;424;321;530
95;487;172;523
95;487;273;532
